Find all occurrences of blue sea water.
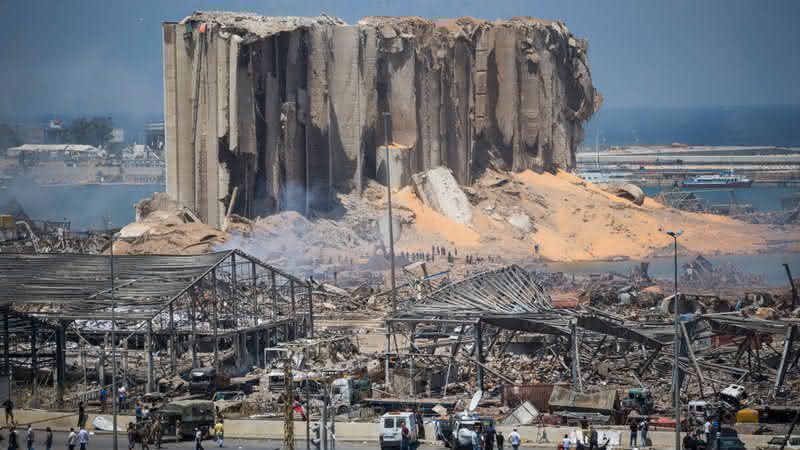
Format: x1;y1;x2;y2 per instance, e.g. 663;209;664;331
9;183;164;230
585;104;800;147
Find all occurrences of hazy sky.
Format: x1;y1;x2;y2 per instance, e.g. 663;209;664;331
1;0;798;118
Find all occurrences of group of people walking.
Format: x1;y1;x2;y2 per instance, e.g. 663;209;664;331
6;425;89;450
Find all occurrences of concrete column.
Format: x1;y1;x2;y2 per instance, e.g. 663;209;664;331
306;25;331;211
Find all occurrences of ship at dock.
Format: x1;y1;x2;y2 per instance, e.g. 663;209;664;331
681;169;753;188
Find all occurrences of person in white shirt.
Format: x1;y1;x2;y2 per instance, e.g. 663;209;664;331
704;419;712;443
66;427;77;450
194;428;204;450
509;428;521;450
562;434;571;450
78;427;90;450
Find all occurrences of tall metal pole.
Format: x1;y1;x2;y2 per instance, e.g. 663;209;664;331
110;233;119;450
668;230;683;450
382;112;397;314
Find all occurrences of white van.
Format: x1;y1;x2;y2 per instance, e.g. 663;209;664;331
379;412;419;450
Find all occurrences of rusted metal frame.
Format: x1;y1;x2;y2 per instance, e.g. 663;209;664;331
681;322;705;398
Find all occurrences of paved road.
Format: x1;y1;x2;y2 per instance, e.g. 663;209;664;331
1;430;410;450
0;429;558;450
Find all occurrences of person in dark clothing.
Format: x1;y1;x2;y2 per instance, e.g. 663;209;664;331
683;432;695;450
629;421;638;448
7;426;18;450
496;432;504;450
589;427;598;450
580;417;589;431
77;402;87;429
2;399;14;426
44;427;53;450
484;425;496;450
414;411;425;439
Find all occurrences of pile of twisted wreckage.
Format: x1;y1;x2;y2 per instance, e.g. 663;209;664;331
377;264;800;429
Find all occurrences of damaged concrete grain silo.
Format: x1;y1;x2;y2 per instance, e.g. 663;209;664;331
162;12;601;227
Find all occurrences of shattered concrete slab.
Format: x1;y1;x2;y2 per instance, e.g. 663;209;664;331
412;167;473;226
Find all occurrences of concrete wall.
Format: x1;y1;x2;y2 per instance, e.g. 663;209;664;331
163;14;600;224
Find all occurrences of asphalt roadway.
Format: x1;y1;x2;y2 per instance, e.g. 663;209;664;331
0;430;562;450
1;430;448;450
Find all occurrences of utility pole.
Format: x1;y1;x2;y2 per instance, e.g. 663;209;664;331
284;353;295;450
109;231;120;450
667;230;683;450
382;112;397;314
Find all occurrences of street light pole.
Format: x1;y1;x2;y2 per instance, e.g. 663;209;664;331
110;231;120;450
667;229;683;450
382;112;397;314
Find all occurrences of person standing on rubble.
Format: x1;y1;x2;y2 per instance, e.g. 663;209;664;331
628;420;638;448
509;428;521;450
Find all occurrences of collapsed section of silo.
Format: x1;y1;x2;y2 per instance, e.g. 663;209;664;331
162;12;600;227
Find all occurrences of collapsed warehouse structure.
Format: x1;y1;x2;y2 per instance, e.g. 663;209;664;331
0;250;312;406
383;266;800;421
162;12;600;227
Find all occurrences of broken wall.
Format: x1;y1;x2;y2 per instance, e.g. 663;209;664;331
163;12;600;227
